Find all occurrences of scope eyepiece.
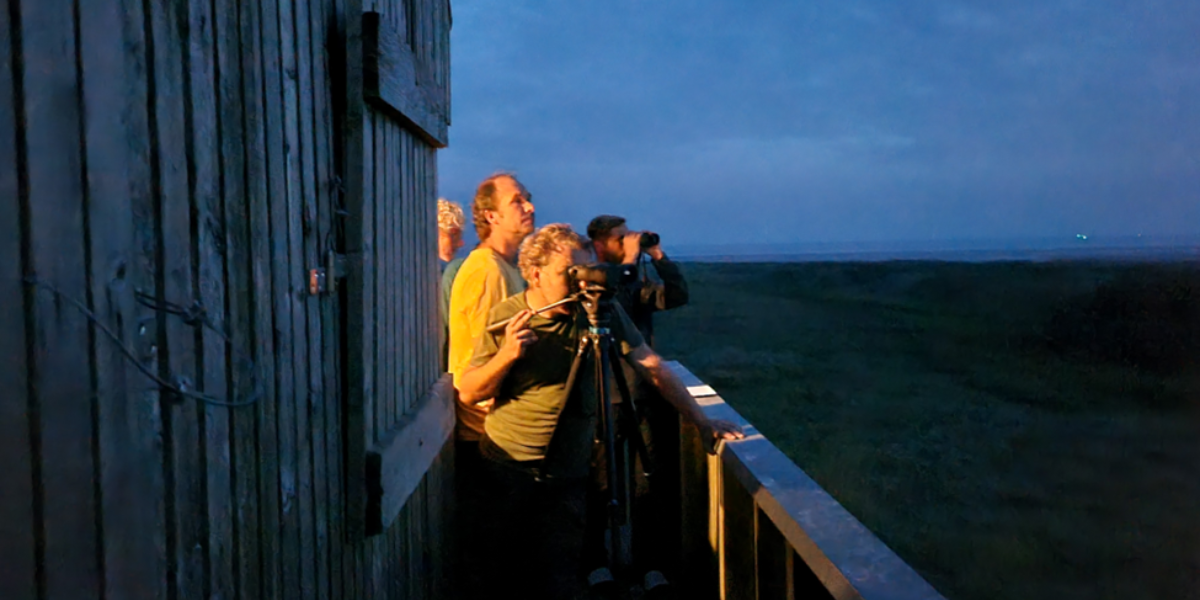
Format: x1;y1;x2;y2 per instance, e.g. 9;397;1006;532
567;263;637;289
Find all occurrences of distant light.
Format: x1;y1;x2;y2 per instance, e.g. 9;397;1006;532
1076;234;1088;241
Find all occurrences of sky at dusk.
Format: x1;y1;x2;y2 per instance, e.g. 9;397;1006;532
437;1;1200;248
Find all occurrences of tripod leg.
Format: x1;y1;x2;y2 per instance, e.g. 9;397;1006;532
608;343;655;479
536;339;590;481
595;333;636;573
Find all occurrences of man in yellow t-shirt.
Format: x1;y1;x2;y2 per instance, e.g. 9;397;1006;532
447;173;535;598
448;173;536;439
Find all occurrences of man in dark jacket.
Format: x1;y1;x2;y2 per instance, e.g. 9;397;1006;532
586;215;688;348
585;215;691;597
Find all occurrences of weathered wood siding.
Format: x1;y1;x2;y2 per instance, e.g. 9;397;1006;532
343;0;454;593
0;0;453;598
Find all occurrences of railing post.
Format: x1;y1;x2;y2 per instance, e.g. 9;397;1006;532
721;451;757;600
679;420;718;598
755;506;794;600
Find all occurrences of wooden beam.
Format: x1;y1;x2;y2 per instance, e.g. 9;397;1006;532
364;374;455;535
361;12;447;148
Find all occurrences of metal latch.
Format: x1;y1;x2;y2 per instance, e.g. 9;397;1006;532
309;249;348;296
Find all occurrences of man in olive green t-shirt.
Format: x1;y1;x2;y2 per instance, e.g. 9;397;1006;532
457;224;742;599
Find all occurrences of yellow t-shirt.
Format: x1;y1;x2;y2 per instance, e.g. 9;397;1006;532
447;247;526;440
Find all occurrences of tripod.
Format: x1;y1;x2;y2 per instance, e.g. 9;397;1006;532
551;285;653;573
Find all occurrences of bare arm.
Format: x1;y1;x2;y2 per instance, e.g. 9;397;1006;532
628;345;743;451
457;310;536;406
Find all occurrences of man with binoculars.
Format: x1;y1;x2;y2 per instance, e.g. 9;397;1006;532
585;215;688;348
584;215;690;596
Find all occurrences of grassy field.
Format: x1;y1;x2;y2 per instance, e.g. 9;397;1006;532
654;260;1200;600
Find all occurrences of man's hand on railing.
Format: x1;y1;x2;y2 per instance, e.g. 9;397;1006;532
701;418;744;454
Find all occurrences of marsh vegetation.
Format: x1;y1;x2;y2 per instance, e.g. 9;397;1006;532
656;260;1200;600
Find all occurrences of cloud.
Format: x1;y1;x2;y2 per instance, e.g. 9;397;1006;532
440;0;1200;245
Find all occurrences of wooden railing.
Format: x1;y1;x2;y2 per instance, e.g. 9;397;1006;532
668;362;947;600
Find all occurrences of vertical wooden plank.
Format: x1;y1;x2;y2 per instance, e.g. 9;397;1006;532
391;124;402;420
341;0;369;543
376;116;389;436
419;0;430;80
430;146;438;387
397;504;409;600
147;0;207;596
370;534;386;599
411;134;422;401
397;129;408;413
423;142;434;391
21;0;99;597
404;129;412;414
252;0;285;597
309;0;342;592
362;111;376;445
324;0;355;576
409;481;425;599
183;0;235;594
78;4;146;597
404;505;412;598
291;0;319;596
402;129;411;411
424;449;444;600
429;146;440;383
721;458;757;600
756;508;794;600
405;131;416;412
225;0;262;596
436;0;449;123
680;422;719;598
278;0;304;594
418;135;427;402
411;137;421;401
0;1;37;596
393;123;404;425
388;518;398;599
300;1;332;597
377;117;389;437
114;0;173;596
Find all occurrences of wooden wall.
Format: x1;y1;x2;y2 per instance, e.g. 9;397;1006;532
0;0;453;598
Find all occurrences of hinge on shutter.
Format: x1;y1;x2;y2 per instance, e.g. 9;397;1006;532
309;249;348;296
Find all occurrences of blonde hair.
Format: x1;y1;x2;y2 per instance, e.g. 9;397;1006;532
437;198;465;232
518;223;587;282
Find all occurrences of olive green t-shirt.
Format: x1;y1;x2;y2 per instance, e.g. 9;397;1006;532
470;292;645;478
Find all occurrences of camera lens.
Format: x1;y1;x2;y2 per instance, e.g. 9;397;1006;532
639;232;660;249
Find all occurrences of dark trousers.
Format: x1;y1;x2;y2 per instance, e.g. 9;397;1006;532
479;456;588;600
583;393;681;578
453;440;488;598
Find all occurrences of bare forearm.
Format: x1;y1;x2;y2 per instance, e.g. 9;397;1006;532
457;353;517;405
641;360;709;427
